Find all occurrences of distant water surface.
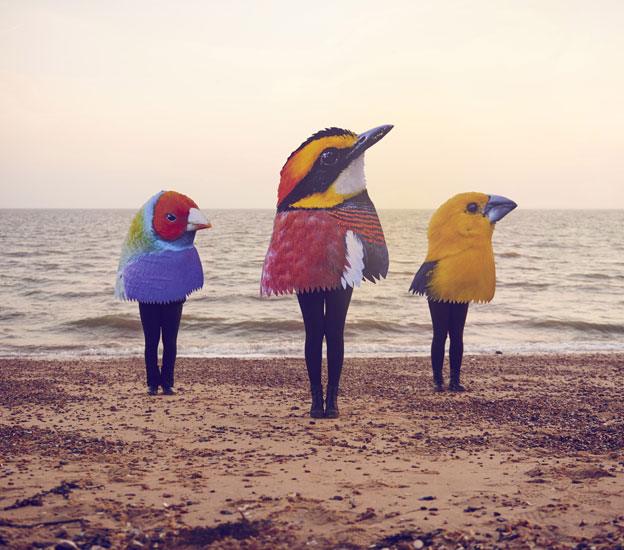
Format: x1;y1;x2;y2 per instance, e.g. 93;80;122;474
1;209;623;358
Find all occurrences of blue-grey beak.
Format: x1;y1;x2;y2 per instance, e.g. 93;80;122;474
484;195;517;223
347;124;393;161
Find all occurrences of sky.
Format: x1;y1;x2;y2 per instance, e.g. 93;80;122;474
1;0;623;209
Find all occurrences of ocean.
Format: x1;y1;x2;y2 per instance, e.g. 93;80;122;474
1;209;623;358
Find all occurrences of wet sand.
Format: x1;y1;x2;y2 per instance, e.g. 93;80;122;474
1;354;623;549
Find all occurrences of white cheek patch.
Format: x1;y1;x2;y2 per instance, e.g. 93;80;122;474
341;230;364;289
334;155;366;195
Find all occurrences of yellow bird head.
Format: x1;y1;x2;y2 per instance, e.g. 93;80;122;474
276;125;393;211
427;192;517;260
424;192;517;303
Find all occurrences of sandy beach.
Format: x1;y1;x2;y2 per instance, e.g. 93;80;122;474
1;353;623;549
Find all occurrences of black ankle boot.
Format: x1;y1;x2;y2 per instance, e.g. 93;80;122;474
310;385;324;418
325;386;339;419
449;369;465;392
432;369;444;392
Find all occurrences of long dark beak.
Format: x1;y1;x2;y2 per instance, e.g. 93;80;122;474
484;195;517;223
347;124;393;161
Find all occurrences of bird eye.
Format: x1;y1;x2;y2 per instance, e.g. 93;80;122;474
320;149;338;166
166;213;177;222
466;202;479;214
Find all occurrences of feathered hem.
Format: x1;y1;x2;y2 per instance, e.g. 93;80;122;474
115;285;202;304
261;274;386;297
408;287;492;305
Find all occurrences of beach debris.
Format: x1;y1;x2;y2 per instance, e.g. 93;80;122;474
371;529;444;549
463;506;484;513
356;508;377;521
3;480;80;510
167;519;272;546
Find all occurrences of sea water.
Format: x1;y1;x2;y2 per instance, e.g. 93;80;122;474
1;209;622;358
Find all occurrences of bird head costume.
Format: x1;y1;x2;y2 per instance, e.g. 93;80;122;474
261;125;393;295
115;191;211;303
410;192;517;303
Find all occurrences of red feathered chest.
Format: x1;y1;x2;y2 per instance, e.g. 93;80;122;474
261;194;389;296
261;210;348;295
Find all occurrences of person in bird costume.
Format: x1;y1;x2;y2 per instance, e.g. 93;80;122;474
115;190;211;395
410;192;517;392
261;125;393;418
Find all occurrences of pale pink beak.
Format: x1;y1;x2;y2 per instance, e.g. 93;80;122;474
187;208;211;231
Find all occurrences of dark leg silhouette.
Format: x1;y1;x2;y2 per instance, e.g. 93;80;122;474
139;303;162;391
448;302;469;391
297;291;325;417
428;299;451;391
160;301;184;391
297;286;353;418
324;287;353;418
297;291;325;387
324;286;353;388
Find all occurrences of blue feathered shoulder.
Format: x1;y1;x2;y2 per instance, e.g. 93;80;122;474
409;261;437;296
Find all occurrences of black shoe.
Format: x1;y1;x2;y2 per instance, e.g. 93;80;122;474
148;386;158;396
325;386;339;419
432;369;444;393
310;384;324;418
449;366;465;392
162;386;175;396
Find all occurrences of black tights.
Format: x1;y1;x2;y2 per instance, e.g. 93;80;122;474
139;301;184;388
297;287;353;388
428;299;469;382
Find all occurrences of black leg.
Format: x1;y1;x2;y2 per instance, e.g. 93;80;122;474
139;302;162;389
427;299;451;390
297;290;326;387
324;286;353;388
160;301;184;390
448;302;469;391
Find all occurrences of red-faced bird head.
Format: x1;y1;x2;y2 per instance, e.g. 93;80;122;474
152;191;211;242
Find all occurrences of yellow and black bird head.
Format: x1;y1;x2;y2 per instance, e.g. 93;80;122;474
276;125;393;211
411;192;517;303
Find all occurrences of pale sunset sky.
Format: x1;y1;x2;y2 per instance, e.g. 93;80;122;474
1;1;623;209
